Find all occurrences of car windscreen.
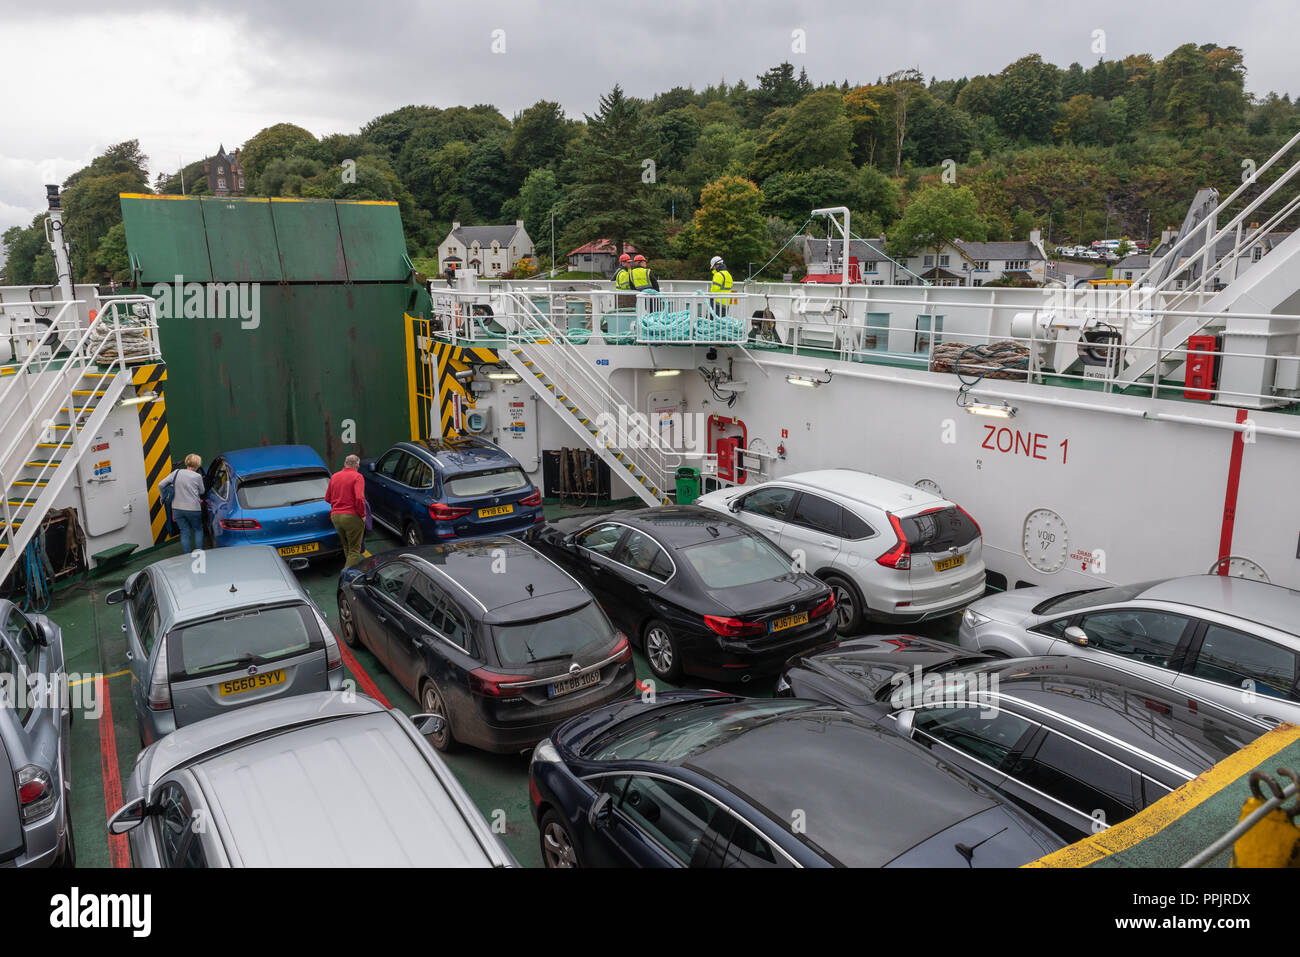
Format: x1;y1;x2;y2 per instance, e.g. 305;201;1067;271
898;506;979;553
1032;581;1160;615
493;601;613;667
169;604;319;678
681;534;793;588
236;469;329;509
586;699;812;762
446;467;528;498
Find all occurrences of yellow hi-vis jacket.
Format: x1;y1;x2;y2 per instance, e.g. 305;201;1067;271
630;265;655;290
710;268;735;304
614;267;634;290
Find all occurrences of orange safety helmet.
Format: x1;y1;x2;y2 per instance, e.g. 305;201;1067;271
618;253;632;265
633;254;647;265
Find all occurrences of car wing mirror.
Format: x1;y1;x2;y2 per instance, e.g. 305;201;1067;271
1063;626;1090;647
367;461;376;472
105;588;127;606
588;791;614;830
894;709;917;739
34;620;54;647
107;797;148;835
412;713;447;737
561;533;576;548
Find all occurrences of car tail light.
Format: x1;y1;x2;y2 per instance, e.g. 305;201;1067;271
810;592;836;619
219;518;261;531
703;615;767;638
877;513;911;570
148;639;172;712
529;777;542;807
468;667;527;698
430;502;471;521
957;504;982;537
612;632;632;663
520;489;543;507
16;765;54;822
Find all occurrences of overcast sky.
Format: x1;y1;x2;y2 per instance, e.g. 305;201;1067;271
2;0;1298;240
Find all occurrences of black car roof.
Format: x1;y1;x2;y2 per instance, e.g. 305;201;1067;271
970;658;1267;771
611;506;752;549
399;537;588;623
682;702;1002;867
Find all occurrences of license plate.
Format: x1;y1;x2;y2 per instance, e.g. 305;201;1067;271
548;670;600;698
218;669;286;697
770;611;809;633
478;504;514;518
934;554;966;572
278;542;319;557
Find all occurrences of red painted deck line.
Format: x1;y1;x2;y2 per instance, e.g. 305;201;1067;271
1216;408;1249;574
96;676;130;869
336;641;391;708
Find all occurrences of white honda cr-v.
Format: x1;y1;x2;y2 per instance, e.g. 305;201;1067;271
695;469;987;634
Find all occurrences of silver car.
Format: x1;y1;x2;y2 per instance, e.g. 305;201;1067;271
958;575;1300;725
0;600;74;867
106;545;344;744
108;691;516;867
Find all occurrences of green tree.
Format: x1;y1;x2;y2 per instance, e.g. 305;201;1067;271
559;85;664;257
506;100;572;177
462;133;516;220
693;176;767;274
91;222;130;281
853;164;902;228
650;107;703;173
750;89;853;181
887;184;987;279
515;168;562;249
955;75;999;119
994;54;1059;142
240;123;320;182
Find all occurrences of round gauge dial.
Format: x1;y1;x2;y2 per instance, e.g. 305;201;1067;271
1023;508;1069;574
1207;556;1271;583
914;479;943;496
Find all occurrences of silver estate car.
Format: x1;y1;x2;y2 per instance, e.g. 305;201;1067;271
0;600;74;867
958;575;1300;726
106;545;344;745
108;692;516;867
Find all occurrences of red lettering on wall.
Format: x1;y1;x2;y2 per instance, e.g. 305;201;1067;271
1032;434;1047;460
981;424;996;450
980;428;1071;463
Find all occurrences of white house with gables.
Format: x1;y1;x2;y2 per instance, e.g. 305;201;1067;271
802;231;1049;286
438;220;535;277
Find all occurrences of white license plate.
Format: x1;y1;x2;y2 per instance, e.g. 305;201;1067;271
548;670;600;698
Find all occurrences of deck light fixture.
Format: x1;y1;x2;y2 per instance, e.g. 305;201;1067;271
785;369;833;388
652;369;682;377
962;399;1017;418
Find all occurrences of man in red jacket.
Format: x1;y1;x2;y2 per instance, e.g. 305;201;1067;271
326;454;368;568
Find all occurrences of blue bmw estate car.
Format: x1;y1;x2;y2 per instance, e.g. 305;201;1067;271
203;445;341;559
362;437;543;546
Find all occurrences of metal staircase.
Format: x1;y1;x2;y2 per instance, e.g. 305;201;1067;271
496;292;675;506
0;297;159;585
1116;130;1300;386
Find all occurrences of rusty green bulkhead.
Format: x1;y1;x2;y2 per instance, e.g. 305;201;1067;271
120;194;434;466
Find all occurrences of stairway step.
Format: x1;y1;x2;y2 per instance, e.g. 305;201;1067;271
0;520;22;529
6;500;36;508
24;460;61;468
47;424;83;432
72;390;109;397
12;480;49;488
36;443;68;449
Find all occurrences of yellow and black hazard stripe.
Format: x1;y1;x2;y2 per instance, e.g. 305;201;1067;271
132;363;174;544
404;315;498;439
434;344;497;436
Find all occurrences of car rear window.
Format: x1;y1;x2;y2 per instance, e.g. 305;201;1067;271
898;506;978;552
492;601;613;667
236;469;329;509
169;604;319;678
1032;581;1159;615
586;699;811;762
682;534;793;588
446;467;528;498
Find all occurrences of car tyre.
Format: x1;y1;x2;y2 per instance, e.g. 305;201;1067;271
643;619;682;683
539;810;582;868
337;590;361;648
404;521;424;547
419;679;457;753
823;574;864;636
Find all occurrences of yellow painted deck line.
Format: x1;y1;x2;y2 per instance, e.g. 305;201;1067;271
68;668;130;687
1026;721;1300;868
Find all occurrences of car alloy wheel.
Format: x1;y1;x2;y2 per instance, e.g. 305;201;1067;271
540;812;580;868
420;682;455;752
337;591;360;648
644;620;681;682
824;575;863;636
405;522;423;546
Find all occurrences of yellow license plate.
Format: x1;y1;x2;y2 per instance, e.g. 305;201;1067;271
933;554;966;572
478;504;514;518
218;669;285;697
278;542;319;556
771;611;809;633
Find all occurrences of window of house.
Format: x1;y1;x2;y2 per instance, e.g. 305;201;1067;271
1253;247;1263;262
863;261;878;273
939;255;950;267
217;178;226;190
923;255;934;267
974;261;989;270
